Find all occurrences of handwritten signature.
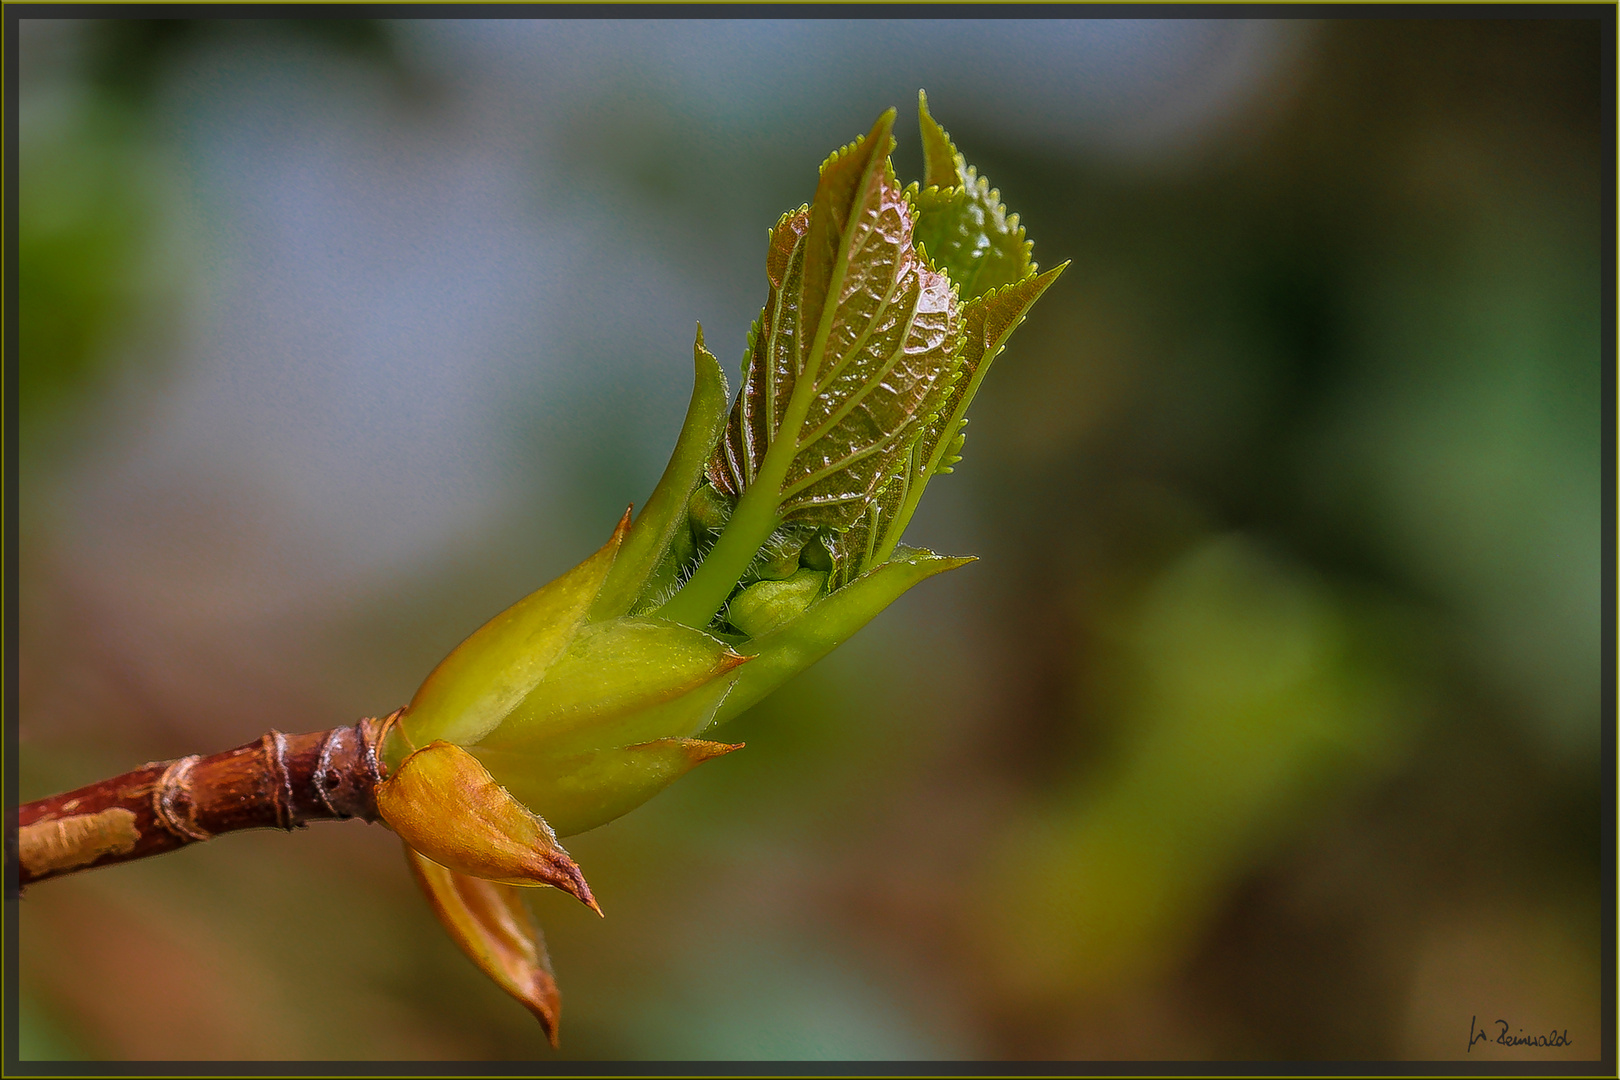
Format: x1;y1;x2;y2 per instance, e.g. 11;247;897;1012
1469;1015;1572;1052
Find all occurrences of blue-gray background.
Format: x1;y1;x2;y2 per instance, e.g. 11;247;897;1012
16;16;1604;1061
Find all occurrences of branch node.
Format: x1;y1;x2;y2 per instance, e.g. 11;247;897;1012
262;730;294;830
153;756;211;842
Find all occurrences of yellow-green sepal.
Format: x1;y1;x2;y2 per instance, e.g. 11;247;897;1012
471;737;744;838
715;546;973;725
474;616;749;756
399;511;630;755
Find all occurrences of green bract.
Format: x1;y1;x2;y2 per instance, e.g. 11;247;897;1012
379;98;1061;1037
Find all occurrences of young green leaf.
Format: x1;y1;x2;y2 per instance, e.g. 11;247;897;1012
912;90;1035;301
827;95;1068;581
866;263;1067;570
661;109;963;628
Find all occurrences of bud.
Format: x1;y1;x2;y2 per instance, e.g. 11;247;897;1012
379;94;1059;1042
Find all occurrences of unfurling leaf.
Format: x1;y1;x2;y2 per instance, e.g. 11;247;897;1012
376;740;600;912
913;89;1035;300
822;98;1068;584
407;846;565;1047
705;110;961;529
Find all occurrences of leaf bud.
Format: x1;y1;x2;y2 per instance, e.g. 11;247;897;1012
727;568;827;638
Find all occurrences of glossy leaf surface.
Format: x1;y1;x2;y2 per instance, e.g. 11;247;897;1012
705;110;962;529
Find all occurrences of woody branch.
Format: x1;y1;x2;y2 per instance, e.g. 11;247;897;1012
12;710;401;889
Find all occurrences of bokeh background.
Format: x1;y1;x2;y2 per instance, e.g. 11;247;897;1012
13;16;1608;1062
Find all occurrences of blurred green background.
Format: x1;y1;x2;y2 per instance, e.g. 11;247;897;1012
14;16;1605;1062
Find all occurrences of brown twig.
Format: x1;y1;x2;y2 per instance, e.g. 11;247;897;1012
12;710;402;889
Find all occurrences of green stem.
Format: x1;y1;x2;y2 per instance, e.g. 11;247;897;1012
657;473;783;628
660;233;857;628
873;424;948;567
660;121;891;628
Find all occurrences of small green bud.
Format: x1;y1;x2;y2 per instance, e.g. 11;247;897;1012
741;523;815;583
718;547;975;726
688;481;733;539
798;531;835;573
726;568;826;638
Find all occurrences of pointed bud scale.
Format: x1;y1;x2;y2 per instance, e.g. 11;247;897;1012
472;738;744;838
376;740;600;912
406;845;564;1046
399;511;631;755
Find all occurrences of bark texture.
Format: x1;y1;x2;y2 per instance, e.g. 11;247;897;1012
13;711;399;889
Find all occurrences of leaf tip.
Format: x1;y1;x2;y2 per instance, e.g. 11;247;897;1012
527;975;562;1048
536;849;602;914
701;738;746;760
865;106;898;158
715;649;754;675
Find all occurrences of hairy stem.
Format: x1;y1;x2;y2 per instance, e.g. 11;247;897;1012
12;711;400;889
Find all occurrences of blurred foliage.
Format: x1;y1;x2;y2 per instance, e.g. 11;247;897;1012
14;16;1604;1062
986;535;1419;1001
17;95;157;419
83;19;399;101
